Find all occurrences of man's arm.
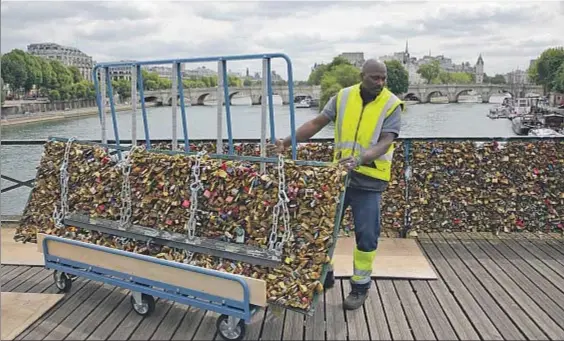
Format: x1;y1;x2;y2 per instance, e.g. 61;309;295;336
280;95;335;148
359;105;402;164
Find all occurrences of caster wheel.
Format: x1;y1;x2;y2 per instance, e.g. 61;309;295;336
53;271;72;293
216;314;245;341
130;294;155;316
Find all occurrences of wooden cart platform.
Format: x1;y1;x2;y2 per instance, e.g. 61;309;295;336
3;231;564;340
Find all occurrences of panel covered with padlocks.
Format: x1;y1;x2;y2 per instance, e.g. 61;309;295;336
145;141;407;236
408;140;564;233
143;139;563;234
17;140;348;312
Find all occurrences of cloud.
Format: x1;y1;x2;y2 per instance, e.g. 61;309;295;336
1;1;562;80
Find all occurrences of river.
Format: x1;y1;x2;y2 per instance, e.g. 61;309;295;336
1;95;513;216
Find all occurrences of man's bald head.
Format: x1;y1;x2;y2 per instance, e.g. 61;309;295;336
361;58;387;96
362;59;387;74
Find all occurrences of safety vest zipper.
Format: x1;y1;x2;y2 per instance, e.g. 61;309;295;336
351;104;366;157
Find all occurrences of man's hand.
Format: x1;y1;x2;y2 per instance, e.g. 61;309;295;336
338;155;364;171
266;138;285;156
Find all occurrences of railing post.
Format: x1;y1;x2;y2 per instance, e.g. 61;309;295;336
136;66;151;149
260;58;268;174
99;68;107;144
177;62;190;152
221;60;234;155
130;65;137;146
216;61;223;155
171;62;178;151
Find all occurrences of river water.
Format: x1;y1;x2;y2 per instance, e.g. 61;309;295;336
1;95;513;215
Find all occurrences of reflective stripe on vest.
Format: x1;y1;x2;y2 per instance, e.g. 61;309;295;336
334;84;403;181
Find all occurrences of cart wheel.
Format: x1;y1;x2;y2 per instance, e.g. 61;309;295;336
216;314;245;341
130;294;155;316
53;271;72;293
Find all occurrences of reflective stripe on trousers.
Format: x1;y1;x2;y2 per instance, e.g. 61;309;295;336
352;246;376;285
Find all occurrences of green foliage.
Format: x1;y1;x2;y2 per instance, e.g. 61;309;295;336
0;48;246;102
318;60;360;109
528;46;564;93
1;78;5;105
384;60;409;94
489;74;506;84
417;60;441;84
552;62;564;93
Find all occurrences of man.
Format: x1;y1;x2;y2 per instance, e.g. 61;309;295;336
268;59;404;310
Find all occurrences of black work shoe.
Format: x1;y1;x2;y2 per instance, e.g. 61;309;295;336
324;271;335;290
343;284;368;310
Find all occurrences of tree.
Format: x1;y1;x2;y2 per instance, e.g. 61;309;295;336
319;63;360;108
552;62;564;93
489;74;506;84
68;66;83;83
1;52;28;94
529;46;564;93
527;60;539;84
384;60;408;94
417;60;440;84
1;78;5;104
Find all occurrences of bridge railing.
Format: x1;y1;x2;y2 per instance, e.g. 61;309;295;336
3;137;562;237
92;53;301;161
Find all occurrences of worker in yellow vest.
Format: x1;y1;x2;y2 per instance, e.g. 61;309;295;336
268;59;404;310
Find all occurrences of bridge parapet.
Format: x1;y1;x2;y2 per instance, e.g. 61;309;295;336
144;85;320;106
144;83;544;106
404;84;544;103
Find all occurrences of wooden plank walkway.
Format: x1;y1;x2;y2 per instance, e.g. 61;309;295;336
3;231;564;340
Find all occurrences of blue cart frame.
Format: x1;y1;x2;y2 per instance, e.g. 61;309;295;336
39;52;346;340
43;234;259;340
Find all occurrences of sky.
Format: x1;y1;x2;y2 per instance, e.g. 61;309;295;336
1;0;563;81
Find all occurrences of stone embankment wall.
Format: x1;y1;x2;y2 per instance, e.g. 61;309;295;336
1;99;97;118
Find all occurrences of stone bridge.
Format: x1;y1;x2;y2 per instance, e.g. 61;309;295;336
404;84;544;103
142;83;544;106
143;85;321;106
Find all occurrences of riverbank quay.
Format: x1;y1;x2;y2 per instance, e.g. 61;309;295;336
0;102;158;127
2;137;564;340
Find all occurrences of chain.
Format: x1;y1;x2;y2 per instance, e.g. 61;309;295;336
52;137;77;228
268;154;293;255
185;151;206;240
119;145;143;229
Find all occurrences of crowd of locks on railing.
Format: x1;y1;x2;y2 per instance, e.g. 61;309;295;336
15;138;563;311
146;139;564;235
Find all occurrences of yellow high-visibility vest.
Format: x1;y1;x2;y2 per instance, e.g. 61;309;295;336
333;84;404;182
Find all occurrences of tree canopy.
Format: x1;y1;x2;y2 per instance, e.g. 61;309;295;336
308;56;410;109
0;48;247;102
527;46;564;93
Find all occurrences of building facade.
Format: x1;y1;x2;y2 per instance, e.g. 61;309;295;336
338;52;366;68
27;43;94;81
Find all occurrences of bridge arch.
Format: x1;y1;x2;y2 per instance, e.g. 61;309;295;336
425;91;446;103
167;95;181;106
404;93;420;102
197;93;211;106
229;91;241;105
257;93;282;105
454;89;475;102
145;96;159;103
294;94;313;102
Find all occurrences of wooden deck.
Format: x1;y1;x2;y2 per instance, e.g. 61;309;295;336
3;231;564;340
